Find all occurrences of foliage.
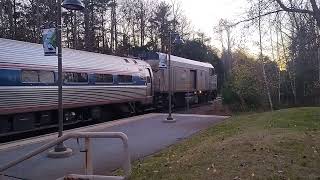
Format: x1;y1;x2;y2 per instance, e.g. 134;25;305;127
221;83;239;105
222;50;279;111
0;0;190;54
148;1;172;52
245;0;320;107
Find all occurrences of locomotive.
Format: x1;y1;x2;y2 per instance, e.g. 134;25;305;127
0;38;217;135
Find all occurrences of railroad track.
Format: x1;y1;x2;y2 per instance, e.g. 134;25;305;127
0;102;212;143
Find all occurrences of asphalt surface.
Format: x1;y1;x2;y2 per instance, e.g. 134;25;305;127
0;113;228;180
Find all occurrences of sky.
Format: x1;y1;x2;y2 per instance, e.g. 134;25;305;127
164;0;254;52
178;0;248;35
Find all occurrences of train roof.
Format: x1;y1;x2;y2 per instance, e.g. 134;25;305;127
157;52;214;69
0;38;150;75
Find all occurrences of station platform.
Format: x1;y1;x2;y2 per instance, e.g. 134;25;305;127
0;113;228;180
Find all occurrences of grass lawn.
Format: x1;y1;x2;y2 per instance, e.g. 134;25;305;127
125;107;320;179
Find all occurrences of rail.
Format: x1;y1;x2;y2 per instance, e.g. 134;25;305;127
0;132;131;180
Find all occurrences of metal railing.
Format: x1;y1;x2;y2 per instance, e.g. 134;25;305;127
0;132;131;180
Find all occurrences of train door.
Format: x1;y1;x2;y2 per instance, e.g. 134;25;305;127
146;68;153;96
190;70;197;90
209;68;216;90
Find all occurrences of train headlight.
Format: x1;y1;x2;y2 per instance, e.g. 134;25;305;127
199;90;202;94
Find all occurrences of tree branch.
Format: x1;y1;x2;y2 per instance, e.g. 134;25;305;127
231;10;283;27
309;0;320;27
231;0;319;28
275;0;314;15
309;0;320;14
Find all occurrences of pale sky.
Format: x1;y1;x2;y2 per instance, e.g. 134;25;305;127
163;0;275;56
173;0;267;55
162;0;251;52
178;0;248;35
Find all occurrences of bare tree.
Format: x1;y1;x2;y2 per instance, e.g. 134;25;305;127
275;13;282;105
110;0;117;53
0;0;4;36
269;16;281;106
216;19;233;80
275;0;320;27
258;0;274;110
277;13;297;103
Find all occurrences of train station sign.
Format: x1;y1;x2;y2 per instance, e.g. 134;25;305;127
158;53;167;69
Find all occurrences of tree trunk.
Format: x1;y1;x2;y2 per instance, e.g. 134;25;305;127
276;13;281;105
0;0;4;37
259;0;273;111
269;17;281;106
132;21;136;46
36;0;42;43
278;14;297;104
226;27;232;79
110;1;116;53
90;2;95;51
72;11;78;49
101;10;105;52
13;0;17;38
114;3;118;52
7;0;14;38
140;6;145;47
84;0;91;51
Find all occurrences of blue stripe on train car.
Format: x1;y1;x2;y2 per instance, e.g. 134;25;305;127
0;69;147;86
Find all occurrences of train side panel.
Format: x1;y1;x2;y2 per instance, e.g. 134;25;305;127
145;53;217;107
0;85;147;115
0;38;153;134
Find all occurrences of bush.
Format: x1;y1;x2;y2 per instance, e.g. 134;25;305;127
222;84;239;105
222;84;258;112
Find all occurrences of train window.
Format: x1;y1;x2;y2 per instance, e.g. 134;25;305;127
96;74;113;83
64;72;88;83
22;70;38;82
21;70;55;83
118;75;133;83
39;71;54;83
124;59;130;63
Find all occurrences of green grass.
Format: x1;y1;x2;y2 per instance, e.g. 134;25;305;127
122;107;320;179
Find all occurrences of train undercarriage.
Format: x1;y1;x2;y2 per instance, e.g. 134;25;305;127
0;91;217;140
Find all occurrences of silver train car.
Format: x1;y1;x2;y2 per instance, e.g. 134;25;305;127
145;52;217;107
0;38;153;133
0;38;217;134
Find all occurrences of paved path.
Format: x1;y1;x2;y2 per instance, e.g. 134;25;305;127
0;113;228;180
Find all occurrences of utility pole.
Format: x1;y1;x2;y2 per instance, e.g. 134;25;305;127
163;32;184;123
48;0;84;158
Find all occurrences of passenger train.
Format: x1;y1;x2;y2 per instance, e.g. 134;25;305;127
0;38;217;135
